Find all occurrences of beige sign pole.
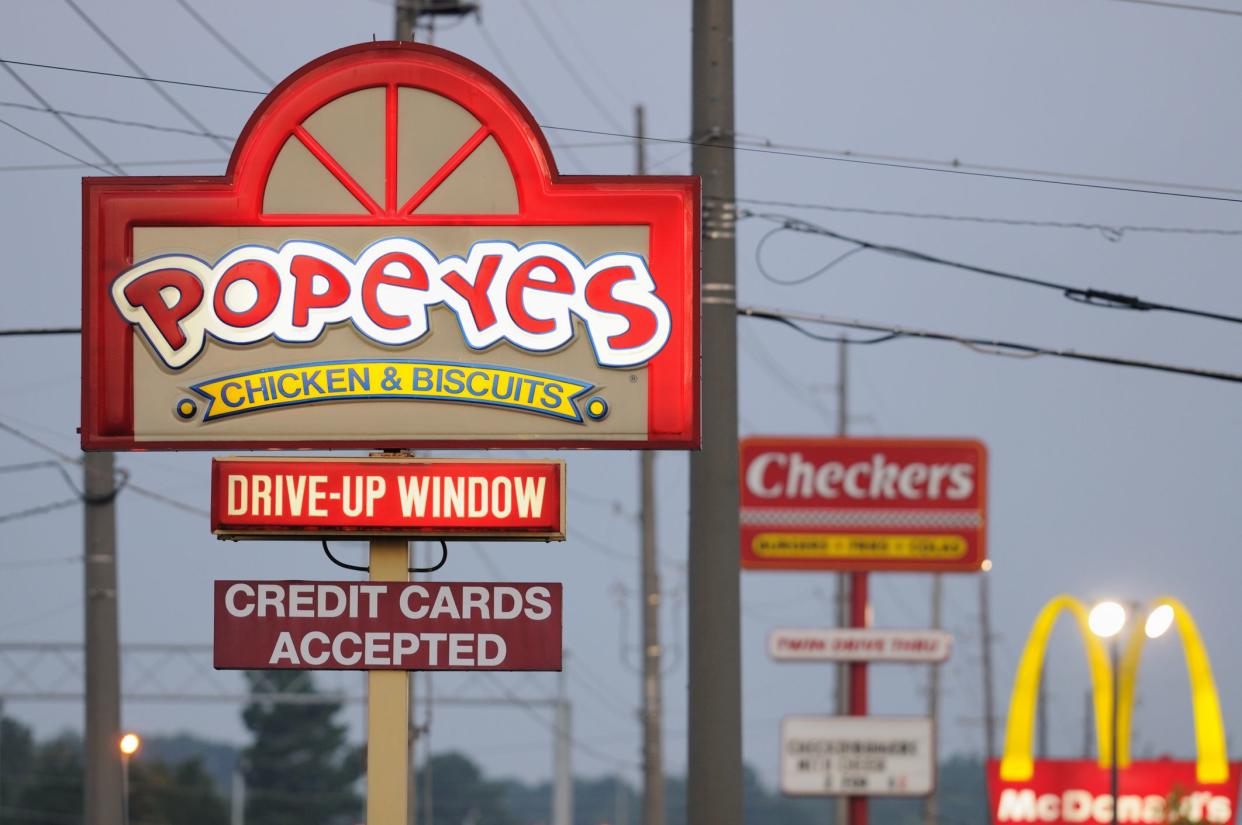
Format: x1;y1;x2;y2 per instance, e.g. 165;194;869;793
368;537;409;825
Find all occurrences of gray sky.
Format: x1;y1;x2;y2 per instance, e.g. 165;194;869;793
2;0;1241;791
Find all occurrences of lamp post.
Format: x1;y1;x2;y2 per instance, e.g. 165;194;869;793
1088;601;1126;825
119;732;140;825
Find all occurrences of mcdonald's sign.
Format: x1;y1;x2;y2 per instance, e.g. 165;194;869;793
988;596;1240;824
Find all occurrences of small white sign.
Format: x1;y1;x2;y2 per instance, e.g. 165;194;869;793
780;716;935;797
768;628;952;663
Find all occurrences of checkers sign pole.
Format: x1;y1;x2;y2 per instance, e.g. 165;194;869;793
81;43;700;823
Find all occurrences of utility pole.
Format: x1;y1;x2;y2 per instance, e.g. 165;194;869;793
84;451;122;825
1082;689;1093;759
979;572;997;761
1037;666;1049;759
396;0;477;42
634;102;667;825
230;768;245;825
835;339;850;825
688;0;741;822
553;663;573;825
396;0;420;40
979;570;997;825
923;575;943;825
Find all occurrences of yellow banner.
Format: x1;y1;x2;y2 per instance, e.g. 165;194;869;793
190;360;593;423
752;533;967;560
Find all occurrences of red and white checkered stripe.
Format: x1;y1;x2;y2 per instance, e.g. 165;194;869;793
740;507;982;529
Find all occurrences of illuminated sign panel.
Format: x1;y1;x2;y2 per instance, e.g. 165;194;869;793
82;43;699;450
211;457;565;540
739;437;987;572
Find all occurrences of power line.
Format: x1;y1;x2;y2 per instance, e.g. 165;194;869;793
750;212;1242;327
0;326;80;336
0;157;219;173
545;125;1242;204
173;0;276;86
60;0;232;152
728;135;1242;200
0;100;232;140
1102;0;1242;15
7;57;1242;205
739;304;1242;385
472;21;586;172
0;58;266;95
477;671;638;771
0;498;80;525
517;0;625;132
721;194;1242;241
0;115;115;175
546;0;631;109
0;62;123;173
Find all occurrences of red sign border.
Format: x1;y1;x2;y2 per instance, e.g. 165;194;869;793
81;42;700;451
210;456;567;540
739;436;989;573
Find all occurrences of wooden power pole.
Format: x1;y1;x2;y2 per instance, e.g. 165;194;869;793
688;0;742;822
635;102;667;825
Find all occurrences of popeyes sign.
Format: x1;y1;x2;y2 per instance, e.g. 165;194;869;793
81;42;699;450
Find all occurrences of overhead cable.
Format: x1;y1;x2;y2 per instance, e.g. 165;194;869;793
0;100;232;140
1103;0;1242;15
726;135;1242;200
739;305;1242;385
0;62;123;173
473;21;585;172
0;115;115;175
517;0;625;132
0;157;219;173
749;212;1242;327
718;194;1242;241
173;0;276;86
60;0;232;152
4;57;1241;205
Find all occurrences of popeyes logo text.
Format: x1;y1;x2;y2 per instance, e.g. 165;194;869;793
111;238;672;370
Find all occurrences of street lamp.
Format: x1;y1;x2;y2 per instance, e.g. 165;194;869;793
118;732;140;825
1088;601;1125;825
1144;604;1174;639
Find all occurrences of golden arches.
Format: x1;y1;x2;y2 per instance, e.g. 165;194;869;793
1117;596;1228;784
999;595;1113;781
1001;594;1229;786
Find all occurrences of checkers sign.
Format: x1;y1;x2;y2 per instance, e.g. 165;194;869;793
740;437;988;572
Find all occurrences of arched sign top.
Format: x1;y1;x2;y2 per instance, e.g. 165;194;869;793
81;43;700;451
224;43;560;220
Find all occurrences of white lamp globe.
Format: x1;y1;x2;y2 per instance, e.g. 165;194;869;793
1088;601;1126;638
1145;604;1175;639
